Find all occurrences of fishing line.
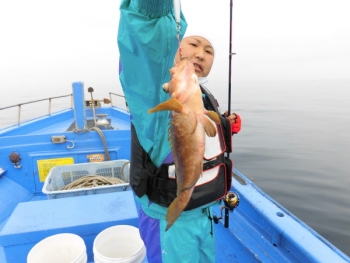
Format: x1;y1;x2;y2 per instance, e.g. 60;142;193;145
174;0;183;58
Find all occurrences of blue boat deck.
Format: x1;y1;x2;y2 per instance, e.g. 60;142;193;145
0;191;138;262
2;172;349;263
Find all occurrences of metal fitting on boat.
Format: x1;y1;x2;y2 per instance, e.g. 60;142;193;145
9;151;21;169
95;114;110;126
51;135;75;149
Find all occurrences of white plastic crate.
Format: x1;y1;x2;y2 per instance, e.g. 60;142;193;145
42;160;130;199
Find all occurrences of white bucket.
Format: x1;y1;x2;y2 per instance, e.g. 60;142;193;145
27;233;87;263
93;225;146;263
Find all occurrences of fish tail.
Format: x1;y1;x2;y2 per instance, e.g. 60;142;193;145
148;97;183;113
165;188;193;231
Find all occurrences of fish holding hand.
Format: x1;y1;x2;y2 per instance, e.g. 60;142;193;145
148;57;221;231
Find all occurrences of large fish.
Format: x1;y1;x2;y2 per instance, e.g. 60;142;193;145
148;57;221;231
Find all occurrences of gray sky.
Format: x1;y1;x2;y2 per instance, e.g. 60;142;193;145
1;0;349;101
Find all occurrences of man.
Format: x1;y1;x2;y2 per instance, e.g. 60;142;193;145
118;1;241;262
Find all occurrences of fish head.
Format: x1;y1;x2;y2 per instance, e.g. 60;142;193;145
170;57;194;77
168;57;199;100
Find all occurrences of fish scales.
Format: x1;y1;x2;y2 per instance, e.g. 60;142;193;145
170;112;204;197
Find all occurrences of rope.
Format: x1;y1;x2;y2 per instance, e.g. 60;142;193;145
59;161;130;190
60;175;126;190
90;126;110;161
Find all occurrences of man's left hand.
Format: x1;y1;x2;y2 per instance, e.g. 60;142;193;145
224;111;241;134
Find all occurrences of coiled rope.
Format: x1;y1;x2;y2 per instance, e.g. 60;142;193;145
60;161;130;190
60;175;126;190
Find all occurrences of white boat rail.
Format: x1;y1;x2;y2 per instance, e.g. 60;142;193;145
109;92;128;110
0;92;127;129
0;94;73;126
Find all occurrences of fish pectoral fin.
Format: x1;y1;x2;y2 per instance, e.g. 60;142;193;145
206;110;221;124
148;97;183;113
202;115;217;137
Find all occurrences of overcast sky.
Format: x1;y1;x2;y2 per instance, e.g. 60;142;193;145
1;0;349;101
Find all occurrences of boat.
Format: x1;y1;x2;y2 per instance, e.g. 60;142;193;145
0;83;349;263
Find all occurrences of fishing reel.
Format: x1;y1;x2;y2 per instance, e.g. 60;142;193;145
213;192;240;228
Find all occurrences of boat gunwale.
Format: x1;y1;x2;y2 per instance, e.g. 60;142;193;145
231;168;350;262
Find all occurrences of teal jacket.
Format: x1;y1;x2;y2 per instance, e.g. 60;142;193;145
118;0;187;167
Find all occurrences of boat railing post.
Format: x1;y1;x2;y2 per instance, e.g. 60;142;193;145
109;92;114;107
48;98;52;115
17;105;21;125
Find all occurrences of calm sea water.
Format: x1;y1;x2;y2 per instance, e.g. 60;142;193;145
215;79;350;257
1;79;349;257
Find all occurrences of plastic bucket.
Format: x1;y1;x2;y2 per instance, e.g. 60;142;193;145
93;225;146;263
27;233;87;263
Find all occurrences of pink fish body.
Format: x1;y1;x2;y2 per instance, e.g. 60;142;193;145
148;57;220;230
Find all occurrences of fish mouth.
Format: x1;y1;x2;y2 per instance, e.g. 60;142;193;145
193;63;203;72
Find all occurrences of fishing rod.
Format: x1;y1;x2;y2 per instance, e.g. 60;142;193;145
227;0;236;116
218;0;239;229
226;0;235;158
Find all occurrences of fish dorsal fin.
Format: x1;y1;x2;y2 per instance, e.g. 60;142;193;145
201;115;217;137
148;97;183;113
206;110;221;124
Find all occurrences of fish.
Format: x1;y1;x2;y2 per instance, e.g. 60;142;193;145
148;57;221;231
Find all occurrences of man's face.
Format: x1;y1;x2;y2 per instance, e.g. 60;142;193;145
175;36;214;78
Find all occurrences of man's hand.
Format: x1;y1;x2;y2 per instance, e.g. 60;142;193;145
224;111;241;134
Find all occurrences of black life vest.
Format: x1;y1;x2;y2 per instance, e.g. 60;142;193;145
129;85;233;210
